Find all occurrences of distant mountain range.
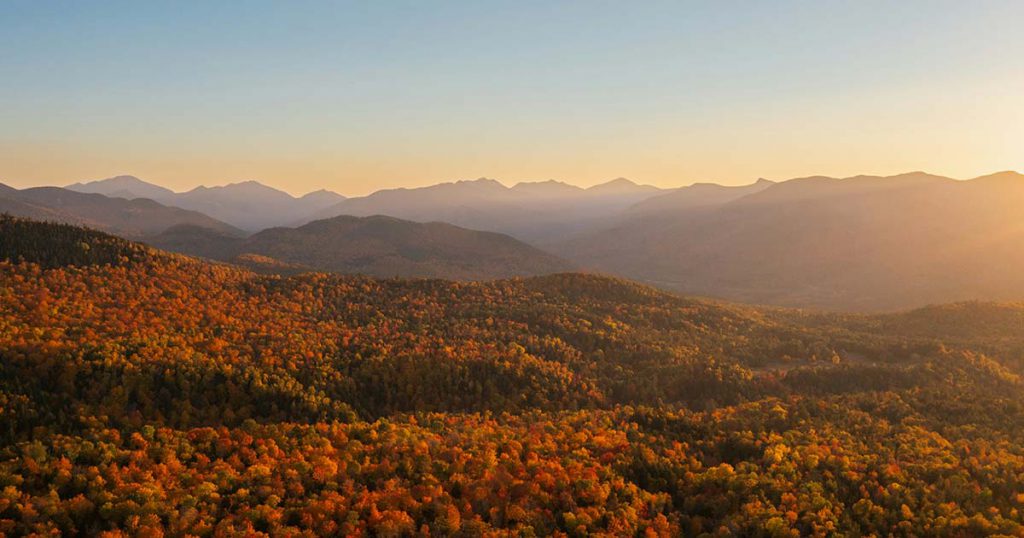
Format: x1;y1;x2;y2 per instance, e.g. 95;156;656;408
626;178;775;215
148;214;573;279
67;174;671;241
307;177;668;242
67;175;345;231
560;171;1024;310
10;170;1024;310
0;182;242;238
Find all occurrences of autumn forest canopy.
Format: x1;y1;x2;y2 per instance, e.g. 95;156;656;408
1;215;1024;536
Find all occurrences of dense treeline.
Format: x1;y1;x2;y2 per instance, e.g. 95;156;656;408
0;214;149;268
2;217;1024;535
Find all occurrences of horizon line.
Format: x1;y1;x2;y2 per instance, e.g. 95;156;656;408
3;169;1023;199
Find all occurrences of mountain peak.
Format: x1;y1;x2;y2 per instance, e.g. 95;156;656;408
449;178;509;192
888;171;949;181
187;180;292;197
66;175;175;200
226;180;279;190
459;177;505;185
107;174;144;183
512;179;581;191
69;175;148;188
587;177;661;195
596;177;636;187
300;188;344;199
297;189;346;213
972;170;1024;182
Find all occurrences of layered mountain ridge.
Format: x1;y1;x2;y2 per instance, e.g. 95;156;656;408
560;171;1024;310
9;169;1024;310
67;176;346;230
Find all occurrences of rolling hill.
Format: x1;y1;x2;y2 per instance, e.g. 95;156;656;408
147;214;574;279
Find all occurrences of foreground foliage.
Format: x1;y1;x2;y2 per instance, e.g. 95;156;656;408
3;217;1024;536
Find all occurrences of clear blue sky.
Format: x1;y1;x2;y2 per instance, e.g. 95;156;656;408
2;1;1022;195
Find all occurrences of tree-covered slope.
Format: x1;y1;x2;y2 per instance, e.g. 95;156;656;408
2;218;1024;535
0;214;150;268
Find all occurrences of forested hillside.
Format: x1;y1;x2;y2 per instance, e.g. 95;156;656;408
3;217;1024;535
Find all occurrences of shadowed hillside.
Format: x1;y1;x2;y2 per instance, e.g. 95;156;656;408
0;214;149;268
148;214;574;279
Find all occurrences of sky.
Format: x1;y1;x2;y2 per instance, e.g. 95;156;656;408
1;1;1022;196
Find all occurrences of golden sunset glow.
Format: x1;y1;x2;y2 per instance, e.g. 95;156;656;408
2;3;1022;194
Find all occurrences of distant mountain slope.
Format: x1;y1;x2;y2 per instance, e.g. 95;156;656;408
171;181;317;231
509;179;584;198
68;176;346;231
309;177;668;242
148;214;574;279
586;177;664;196
627;178;774;215
66;175;664;237
67;174;176;200
561;171;1024;311
297;188;346;209
0;183;243;238
312;178;513;220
